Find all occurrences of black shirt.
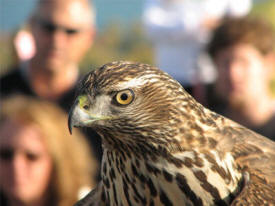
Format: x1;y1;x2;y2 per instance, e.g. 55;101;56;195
0;67;75;112
207;93;275;141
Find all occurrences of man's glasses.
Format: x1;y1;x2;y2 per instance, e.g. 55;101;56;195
35;18;82;35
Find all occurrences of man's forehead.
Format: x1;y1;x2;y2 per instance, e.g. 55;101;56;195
216;44;262;60
36;0;93;28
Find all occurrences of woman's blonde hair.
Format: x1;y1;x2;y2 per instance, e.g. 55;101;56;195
0;95;97;206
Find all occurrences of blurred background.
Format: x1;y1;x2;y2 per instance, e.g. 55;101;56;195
0;0;153;76
0;0;274;76
1;1;275;205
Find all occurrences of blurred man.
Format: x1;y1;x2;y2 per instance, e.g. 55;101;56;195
207;17;275;141
1;0;95;111
0;0;102;161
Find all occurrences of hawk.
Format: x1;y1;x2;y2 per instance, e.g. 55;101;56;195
68;61;275;206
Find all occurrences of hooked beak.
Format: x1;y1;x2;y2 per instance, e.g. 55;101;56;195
68;99;84;134
68;97;111;134
68;99;96;134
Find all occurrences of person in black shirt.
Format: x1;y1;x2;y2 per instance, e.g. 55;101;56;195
0;0;102;161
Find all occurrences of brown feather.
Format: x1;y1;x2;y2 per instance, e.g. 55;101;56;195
70;61;275;205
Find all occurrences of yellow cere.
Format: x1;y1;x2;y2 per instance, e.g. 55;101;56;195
78;95;89;109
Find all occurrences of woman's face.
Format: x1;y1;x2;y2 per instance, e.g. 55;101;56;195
0;119;53;204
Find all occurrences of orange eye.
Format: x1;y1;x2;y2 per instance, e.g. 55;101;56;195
115;89;134;105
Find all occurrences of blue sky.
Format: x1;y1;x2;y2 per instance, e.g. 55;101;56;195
0;0;145;32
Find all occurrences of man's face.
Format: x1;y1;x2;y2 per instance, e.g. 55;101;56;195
214;44;272;108
31;1;94;72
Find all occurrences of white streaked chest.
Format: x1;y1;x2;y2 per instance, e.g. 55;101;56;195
101;149;242;206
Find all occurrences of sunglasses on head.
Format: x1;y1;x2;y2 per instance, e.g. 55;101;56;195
35;18;82;35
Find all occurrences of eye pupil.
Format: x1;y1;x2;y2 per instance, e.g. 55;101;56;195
83;105;89;110
120;93;128;101
114;89;134;105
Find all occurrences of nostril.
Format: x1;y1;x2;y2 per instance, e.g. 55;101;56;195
83;105;89;110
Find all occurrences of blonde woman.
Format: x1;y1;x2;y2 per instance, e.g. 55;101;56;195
0;95;97;206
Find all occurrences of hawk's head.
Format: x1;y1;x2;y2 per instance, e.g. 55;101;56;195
69;61;201;148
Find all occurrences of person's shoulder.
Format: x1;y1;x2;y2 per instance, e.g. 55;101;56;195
0;66;31;97
1;66;23;79
253;113;275;142
59;85;77;112
0;192;8;206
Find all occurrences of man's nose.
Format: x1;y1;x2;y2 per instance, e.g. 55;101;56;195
50;30;68;48
227;61;244;82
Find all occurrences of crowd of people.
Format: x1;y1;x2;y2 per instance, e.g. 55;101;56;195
1;0;275;205
1;0;103;162
0;0;99;205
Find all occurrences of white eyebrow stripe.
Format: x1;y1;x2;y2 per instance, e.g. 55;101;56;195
117;74;159;89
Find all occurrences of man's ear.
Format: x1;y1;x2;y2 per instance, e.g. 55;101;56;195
28;13;38;28
29;15;35;25
86;28;96;47
264;52;275;75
